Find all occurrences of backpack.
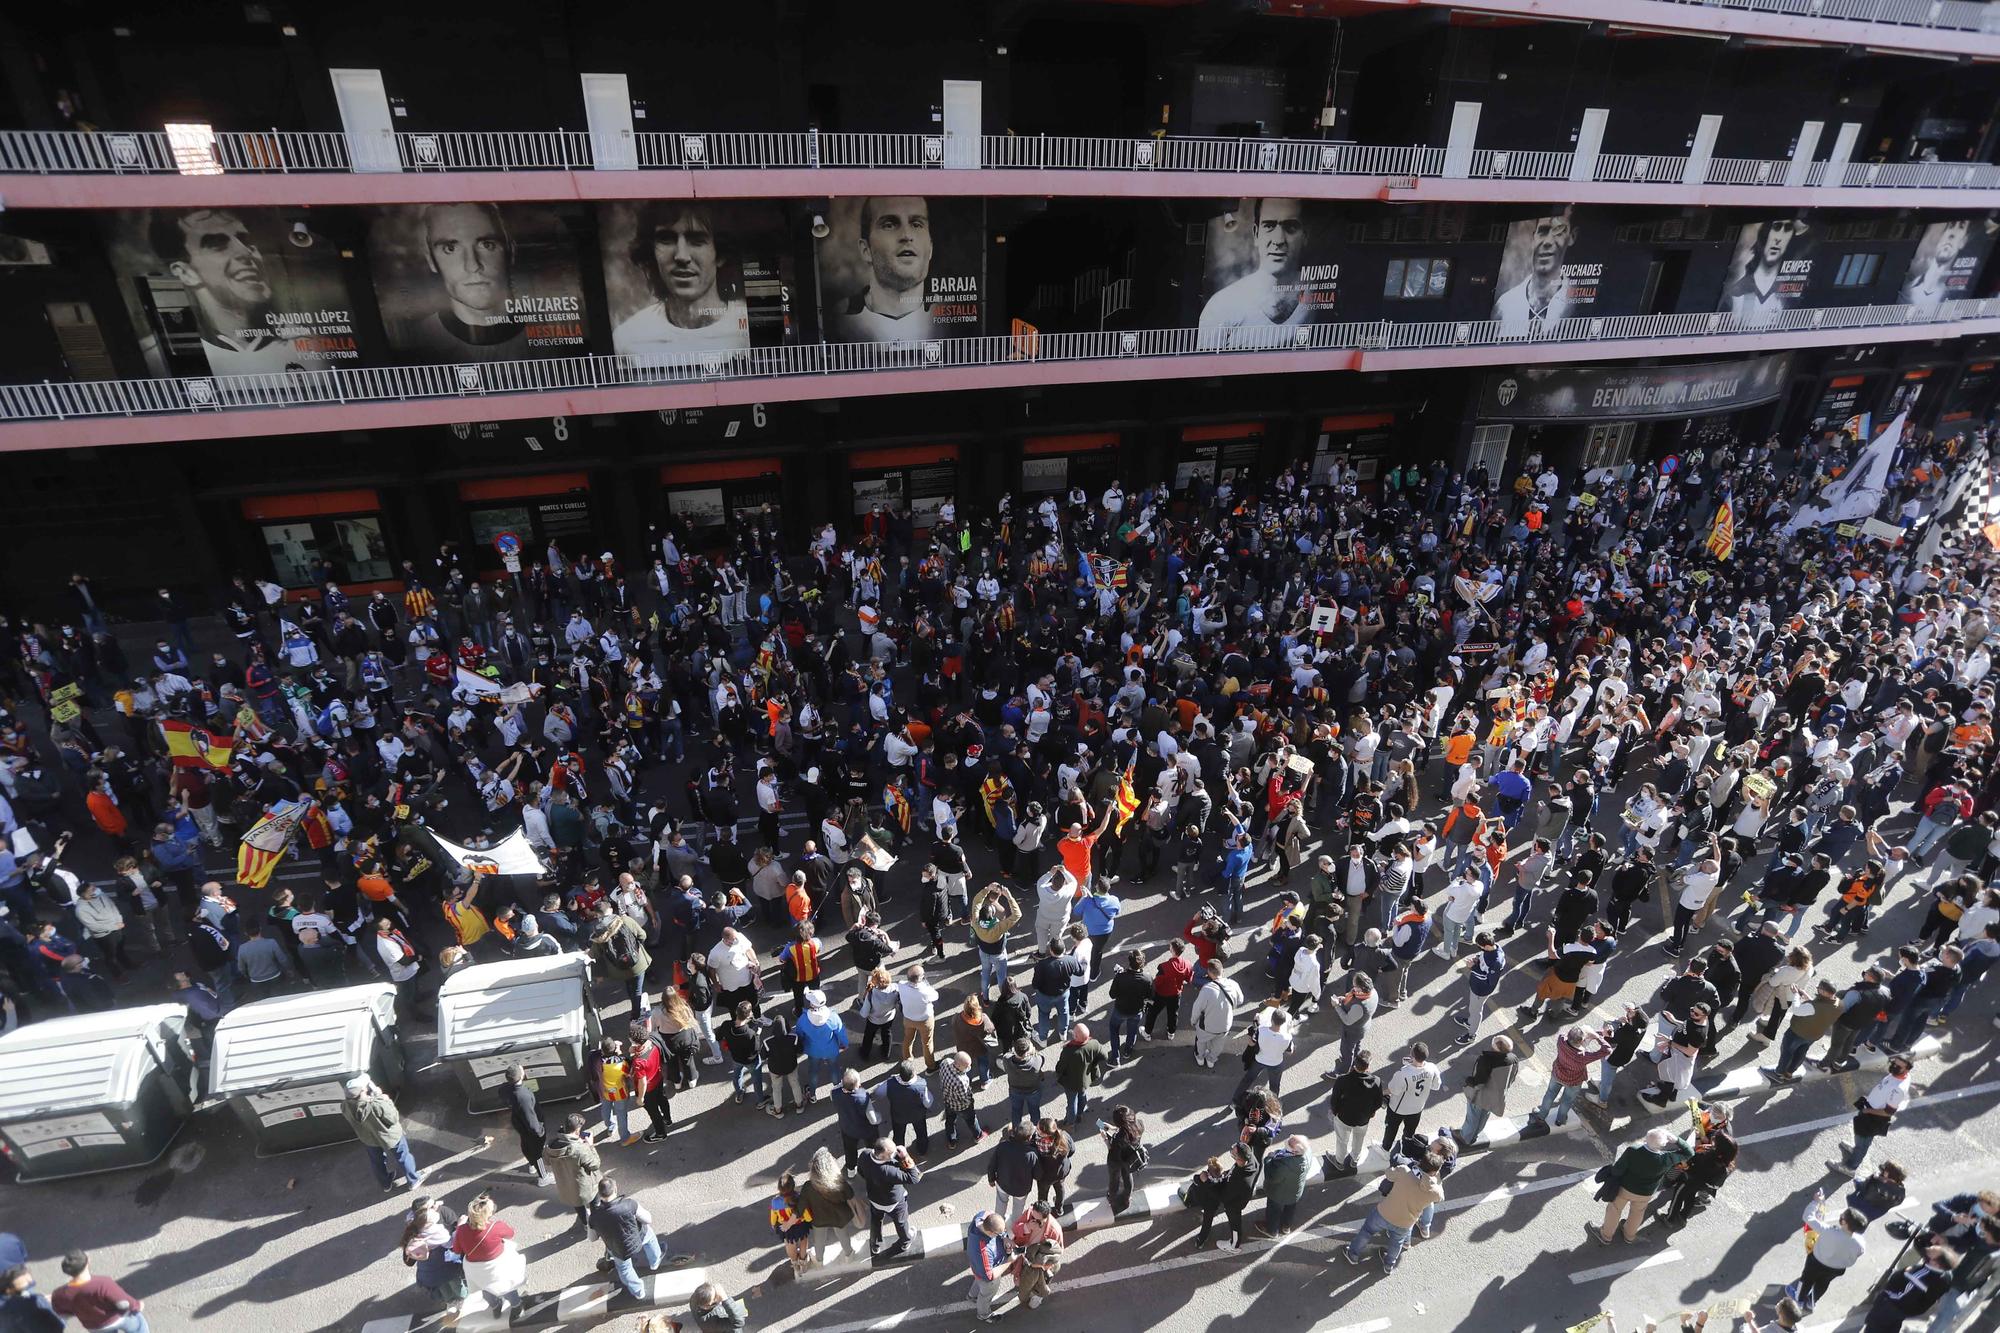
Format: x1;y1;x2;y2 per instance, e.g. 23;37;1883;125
603;922;639;971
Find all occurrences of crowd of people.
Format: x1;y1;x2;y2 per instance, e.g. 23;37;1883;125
0;420;1998;1331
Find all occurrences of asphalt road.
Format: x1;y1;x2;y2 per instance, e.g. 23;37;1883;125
8;806;1998;1333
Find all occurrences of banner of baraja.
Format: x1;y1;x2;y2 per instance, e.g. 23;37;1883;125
1308;603;1354;632
1833;519;1906;543
1783;411;1908;536
455;666;540;705
1479;352;1793;422
427;828;548;877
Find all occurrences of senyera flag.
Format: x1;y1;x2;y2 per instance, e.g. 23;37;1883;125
162;720;236;771
236;799;309;889
1707;499;1736;561
1114;766;1141;833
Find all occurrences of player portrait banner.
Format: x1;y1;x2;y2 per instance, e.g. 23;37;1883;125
237;799;308;889
161;720;236;771
366;203;591;364
1453;574;1503;605
1783;411;1908;535
1717;215;1814;328
1489;206;1615;336
598;201;799;359
1897;214;1999;311
1197;197;1341;349
815;196;985;345
1477;354;1794;422
102;207;367;380
454;666;542;706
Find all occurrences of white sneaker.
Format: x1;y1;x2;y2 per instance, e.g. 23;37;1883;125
1027;1296;1043;1310
1139;1030;1153;1042
701;1054;725;1066
1214;1239;1237;1251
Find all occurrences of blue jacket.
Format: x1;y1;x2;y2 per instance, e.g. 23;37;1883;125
1389;916;1431;962
885;1074;935;1124
151;832;202;875
1223;845;1253;880
832;1085;876;1140
1076;892;1123;937
1884;968;1926;1016
965;1211;1010;1280
795;1007;850;1061
1466;946;1506;996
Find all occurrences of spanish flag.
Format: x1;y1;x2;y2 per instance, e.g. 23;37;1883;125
162;720;236;771
236;799;308;889
1706;500;1735;562
1114;767;1140;834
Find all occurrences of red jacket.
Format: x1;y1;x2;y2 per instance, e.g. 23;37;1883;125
1182;921;1222;968
451;1219;516;1262
1152;955;1195;998
86;790;127;837
1923;784;1973;822
628;1040;663;1097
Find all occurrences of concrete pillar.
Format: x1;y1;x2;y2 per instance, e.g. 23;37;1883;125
1443;102;1481;179
1783;120;1824;188
1821;121;1862;189
1683;115;1722;186
1569;108;1608;183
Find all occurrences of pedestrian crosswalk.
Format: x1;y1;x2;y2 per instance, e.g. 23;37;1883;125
808;1029;1943;1285
358;1267;706;1333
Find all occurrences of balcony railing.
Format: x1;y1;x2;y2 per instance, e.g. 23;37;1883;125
1656;0;2000;32
3;297;1994;428
4;125;1999;195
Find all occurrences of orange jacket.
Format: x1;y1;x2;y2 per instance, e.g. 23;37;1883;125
86;790;127;838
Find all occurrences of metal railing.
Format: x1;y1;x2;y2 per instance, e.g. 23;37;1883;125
1654;0;2000;32
5;123;2000;196
4;296;1996;428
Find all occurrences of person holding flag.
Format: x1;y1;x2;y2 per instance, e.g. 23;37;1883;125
161;719;238;772
1114;766;1142;836
236;799;309;891
882;776;913;842
1707;498;1736;562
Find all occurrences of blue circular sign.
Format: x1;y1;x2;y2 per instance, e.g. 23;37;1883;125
1659;455;1681;476
494;532;522;556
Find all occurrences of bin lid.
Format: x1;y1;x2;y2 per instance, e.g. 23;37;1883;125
436;953;593;1060
0;1005;186;1119
209;983;397;1098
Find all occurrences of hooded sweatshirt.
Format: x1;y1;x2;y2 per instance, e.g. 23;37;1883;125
795;996;851;1060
